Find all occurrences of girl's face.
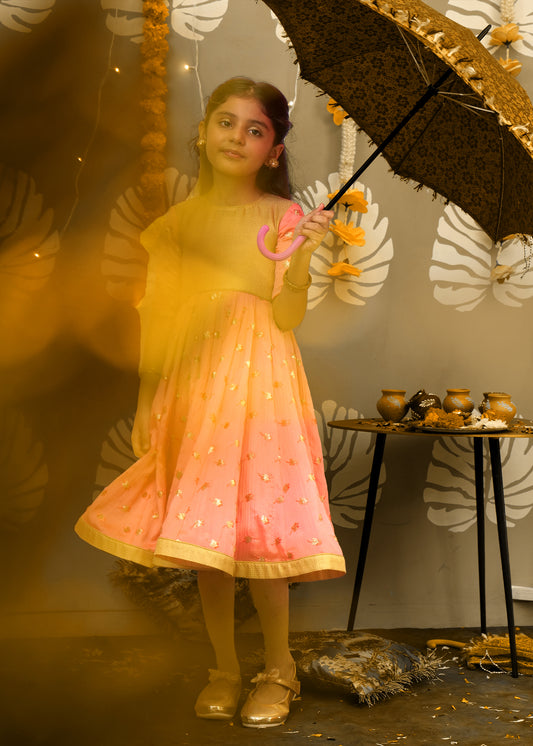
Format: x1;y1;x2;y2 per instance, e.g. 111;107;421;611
200;95;284;183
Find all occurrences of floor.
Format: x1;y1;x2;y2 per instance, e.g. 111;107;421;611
1;628;532;746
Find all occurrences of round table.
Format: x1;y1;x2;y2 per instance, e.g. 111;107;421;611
328;417;533;678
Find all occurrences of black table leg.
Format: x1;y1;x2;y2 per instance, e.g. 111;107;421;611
347;432;387;631
473;438;487;634
488;438;518;678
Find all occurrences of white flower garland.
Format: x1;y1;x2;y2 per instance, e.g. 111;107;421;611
500;0;515;24
339;119;357;184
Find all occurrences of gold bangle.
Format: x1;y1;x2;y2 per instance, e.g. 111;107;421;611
283;271;312;292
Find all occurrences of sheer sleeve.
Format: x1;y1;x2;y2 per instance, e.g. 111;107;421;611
272;202;305;298
136;210;181;377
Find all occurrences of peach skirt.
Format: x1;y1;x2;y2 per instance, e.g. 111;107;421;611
75;290;345;581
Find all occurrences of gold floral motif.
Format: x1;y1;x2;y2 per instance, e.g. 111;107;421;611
209;539;219;549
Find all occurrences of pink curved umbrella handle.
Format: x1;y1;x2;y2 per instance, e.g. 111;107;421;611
257;225;306;261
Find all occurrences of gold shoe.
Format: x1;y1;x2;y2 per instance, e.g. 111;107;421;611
240;664;300;728
194;669;242;720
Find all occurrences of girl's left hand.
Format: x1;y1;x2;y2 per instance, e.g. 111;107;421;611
294;204;333;253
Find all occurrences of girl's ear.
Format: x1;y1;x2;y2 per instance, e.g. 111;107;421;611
198;121;206;142
268;143;284;163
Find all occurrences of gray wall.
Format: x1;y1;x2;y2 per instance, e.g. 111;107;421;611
1;0;532;637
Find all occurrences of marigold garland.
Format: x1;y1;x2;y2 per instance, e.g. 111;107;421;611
140;0;170;223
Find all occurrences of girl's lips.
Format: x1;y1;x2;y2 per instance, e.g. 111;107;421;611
222;149;245;159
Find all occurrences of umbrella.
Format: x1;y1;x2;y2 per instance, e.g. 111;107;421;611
257;0;533;260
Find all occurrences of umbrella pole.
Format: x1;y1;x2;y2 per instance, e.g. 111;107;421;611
325;25;491;210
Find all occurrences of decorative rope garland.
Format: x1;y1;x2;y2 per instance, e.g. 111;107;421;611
140;0;169;224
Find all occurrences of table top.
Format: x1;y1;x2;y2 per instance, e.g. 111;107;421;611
328;418;533;439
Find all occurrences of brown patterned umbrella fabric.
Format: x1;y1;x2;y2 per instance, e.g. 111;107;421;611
264;0;533;243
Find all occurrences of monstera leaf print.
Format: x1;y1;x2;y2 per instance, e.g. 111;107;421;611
315;400;386;530
102;168;194;302
102;0;228;42
0;165;60;364
430;204;533;311
424;435;533;532
294;175;393;310
0;408;48;532
486;437;533;526
269;10;289;44
0;0;55;32
93;416;135;500
447;0;533;57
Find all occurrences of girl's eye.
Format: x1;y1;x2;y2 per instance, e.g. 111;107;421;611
219;119;231;128
249;128;262;137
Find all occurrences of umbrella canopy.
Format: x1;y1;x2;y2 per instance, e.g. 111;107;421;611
263;0;533;243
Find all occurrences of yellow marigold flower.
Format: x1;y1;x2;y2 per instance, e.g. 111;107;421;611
328;189;368;213
330;220;365;246
490;23;523;46
327;261;362;277
498;57;522;77
327;98;347;126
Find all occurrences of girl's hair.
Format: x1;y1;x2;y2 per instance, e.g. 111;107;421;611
195;77;292;199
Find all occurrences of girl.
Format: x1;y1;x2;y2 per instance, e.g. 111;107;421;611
75;77;345;728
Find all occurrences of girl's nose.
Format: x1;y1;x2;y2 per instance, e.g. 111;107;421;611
230;127;245;144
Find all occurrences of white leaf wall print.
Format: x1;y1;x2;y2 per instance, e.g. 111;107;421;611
102;0;228;42
447;0;533;57
93;416;135;500
269;10;289;44
424;436;533;532
170;0;228;41
423;436;479;532
0;408;48;532
102;167;194;302
430;204;533;311
315;400;386;530
486;437;533;526
0;0;55;32
294;174;393;310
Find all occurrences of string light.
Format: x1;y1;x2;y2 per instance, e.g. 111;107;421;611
182;39;205;116
60;12;119;237
288;63;300;116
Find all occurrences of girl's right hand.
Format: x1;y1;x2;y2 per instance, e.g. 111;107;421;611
293;204;333;254
131;407;151;457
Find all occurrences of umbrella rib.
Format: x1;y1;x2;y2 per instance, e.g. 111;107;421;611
397;26;430;86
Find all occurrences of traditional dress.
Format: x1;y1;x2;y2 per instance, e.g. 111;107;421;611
75;193;345;582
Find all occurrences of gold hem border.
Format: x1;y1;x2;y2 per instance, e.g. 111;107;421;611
74;519;346;581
